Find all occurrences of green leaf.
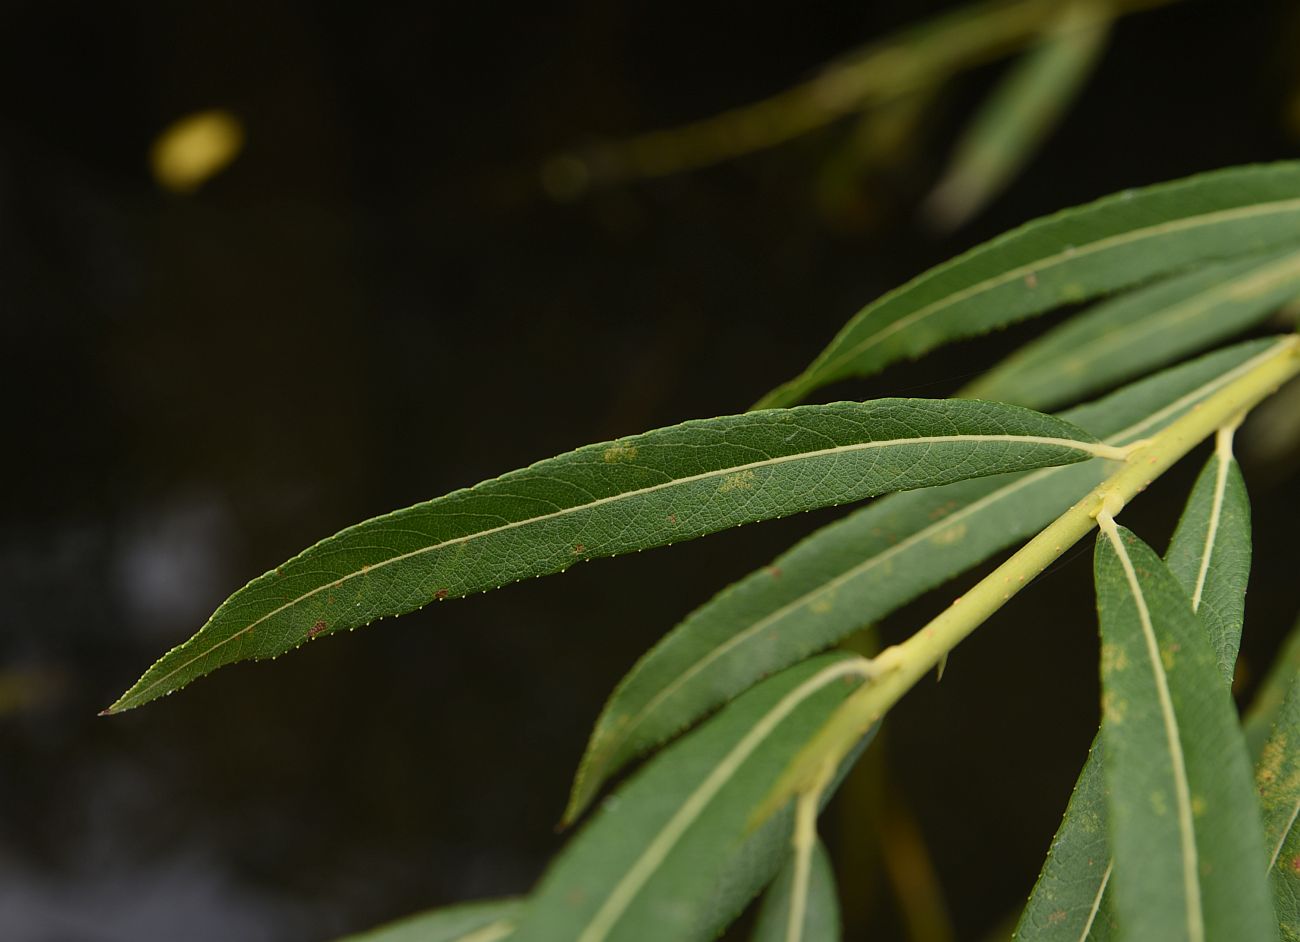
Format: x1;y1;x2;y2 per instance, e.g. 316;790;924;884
1094;525;1275;942
107;400;1106;713
512;654;873;942
1165;434;1252;680
960;247;1300;411
1255;670;1300;940
567;339;1286;823
923;0;1111;231
1015;439;1252;941
1246;616;1300;761
335;898;520;942
756;162;1300;409
1012;742;1117;941
751;839;841;942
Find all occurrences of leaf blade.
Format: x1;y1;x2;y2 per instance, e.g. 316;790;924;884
1165;432;1252;679
961;247;1300;411
757;162;1300;409
1094;525;1275;942
568;339;1289;822
108;399;1102;713
512;654;872;942
1255;669;1300;939
1246;615;1300;761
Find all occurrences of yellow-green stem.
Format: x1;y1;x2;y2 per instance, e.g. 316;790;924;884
754;334;1300;824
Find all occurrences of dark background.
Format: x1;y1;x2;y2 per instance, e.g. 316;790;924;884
4;1;1300;940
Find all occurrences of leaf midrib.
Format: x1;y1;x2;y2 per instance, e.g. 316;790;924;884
811;196;1300;382
117;431;1105;710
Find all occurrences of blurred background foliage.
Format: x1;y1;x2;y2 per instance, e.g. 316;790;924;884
4;1;1300;939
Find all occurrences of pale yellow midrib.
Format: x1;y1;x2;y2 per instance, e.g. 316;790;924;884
813;196;1300;382
124;430;1104;706
1102;523;1204;942
1191;450;1232;611
591;342;1286;782
1077;862;1113;941
985;248;1300;398
785;790;820;942
574;658;871;942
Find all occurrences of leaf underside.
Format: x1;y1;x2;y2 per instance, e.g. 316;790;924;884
1094;526;1274;942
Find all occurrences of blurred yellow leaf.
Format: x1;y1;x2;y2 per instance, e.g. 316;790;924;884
150;109;244;193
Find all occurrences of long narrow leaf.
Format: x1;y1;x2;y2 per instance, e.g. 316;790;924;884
924;0;1111;231
961;247;1300;411
1016;434;1251;940
1094;525;1274;942
1255;670;1300;940
336;898;520;942
107;399;1104;713
1165;430;1252;677
756;162;1300;409
751;839;841;942
512;654;872;942
567;338;1289;822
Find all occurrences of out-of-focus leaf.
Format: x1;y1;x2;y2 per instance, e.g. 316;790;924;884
1255;670;1300;940
751;839;841;942
512;654;872;942
1017;443;1254;941
336;898;520;942
756;162;1300;409
1246;616;1300;760
567;339;1288;823
150;109;244;193
107;399;1103;713
1094;525;1275;941
924;0;1111;231
961;248;1300;411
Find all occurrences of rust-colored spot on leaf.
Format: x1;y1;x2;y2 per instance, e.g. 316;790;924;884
572;543;586;555
308;620;327;639
435;588;449;601
767;566;783;579
1291;854;1300;874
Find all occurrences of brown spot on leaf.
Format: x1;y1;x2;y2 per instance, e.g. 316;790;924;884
1292;854;1300;874
308;620;327;639
1048;910;1066;925
435;588;449;600
767;566;783;579
571;543;586;555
